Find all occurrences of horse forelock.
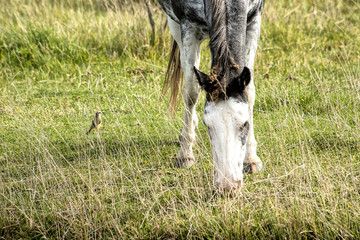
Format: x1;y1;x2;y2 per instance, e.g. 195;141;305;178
207;63;242;102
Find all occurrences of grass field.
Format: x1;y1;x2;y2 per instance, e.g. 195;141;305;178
1;0;360;238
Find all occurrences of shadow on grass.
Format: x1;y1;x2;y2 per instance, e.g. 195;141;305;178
51;135;180;166
309;131;359;154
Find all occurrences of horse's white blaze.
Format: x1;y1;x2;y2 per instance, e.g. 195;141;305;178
204;98;250;189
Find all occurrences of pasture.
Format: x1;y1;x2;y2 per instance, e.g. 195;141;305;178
1;0;359;238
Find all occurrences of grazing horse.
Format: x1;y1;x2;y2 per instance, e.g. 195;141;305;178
158;0;265;190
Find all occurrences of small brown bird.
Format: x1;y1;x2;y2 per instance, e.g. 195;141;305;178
87;111;102;134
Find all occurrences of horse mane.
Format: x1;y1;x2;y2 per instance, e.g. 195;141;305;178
208;0;241;101
209;0;239;73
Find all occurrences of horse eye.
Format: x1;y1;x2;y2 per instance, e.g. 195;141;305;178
239;121;249;132
238;122;249;145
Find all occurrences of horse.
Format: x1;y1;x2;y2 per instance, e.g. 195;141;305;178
158;0;265;191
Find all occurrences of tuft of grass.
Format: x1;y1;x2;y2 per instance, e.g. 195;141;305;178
1;0;359;239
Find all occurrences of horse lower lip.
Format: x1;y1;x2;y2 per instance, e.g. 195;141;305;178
216;180;242;192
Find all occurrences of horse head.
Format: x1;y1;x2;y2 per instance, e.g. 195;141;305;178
195;66;251;191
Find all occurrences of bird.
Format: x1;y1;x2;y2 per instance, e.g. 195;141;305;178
87;111;103;134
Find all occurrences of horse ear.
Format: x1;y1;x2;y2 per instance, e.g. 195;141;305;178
194;66;209;89
238;66;251;89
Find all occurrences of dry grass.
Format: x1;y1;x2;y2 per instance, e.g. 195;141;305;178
0;0;359;239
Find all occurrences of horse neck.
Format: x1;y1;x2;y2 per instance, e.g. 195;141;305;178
225;0;247;66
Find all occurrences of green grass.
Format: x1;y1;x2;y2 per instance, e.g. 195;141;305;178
1;0;360;238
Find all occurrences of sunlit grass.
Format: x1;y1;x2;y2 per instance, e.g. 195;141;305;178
0;0;359;238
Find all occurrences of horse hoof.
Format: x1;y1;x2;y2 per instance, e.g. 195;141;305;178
243;162;263;174
175;158;195;168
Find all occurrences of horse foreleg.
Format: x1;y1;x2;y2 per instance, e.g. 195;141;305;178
168;18;202;167
244;13;263;173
